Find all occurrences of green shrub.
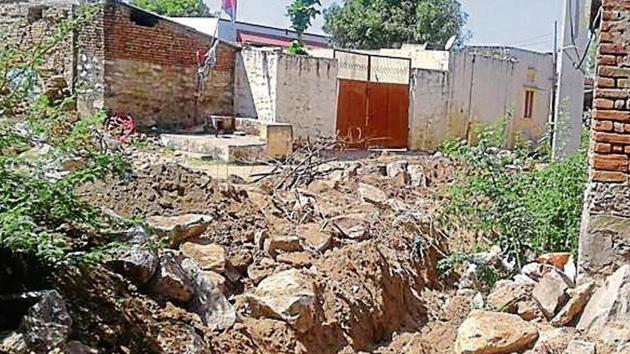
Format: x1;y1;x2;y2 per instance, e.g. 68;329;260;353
440;118;588;270
0;5;139;267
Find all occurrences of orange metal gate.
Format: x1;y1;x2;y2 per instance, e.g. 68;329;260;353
335;50;411;149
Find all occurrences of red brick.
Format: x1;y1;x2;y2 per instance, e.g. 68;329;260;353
594;143;613;153
593;110;630;121
594;120;614;131
593;131;630;144
599;43;627;55
592;154;629;172
597;77;617;88
599;66;630;78
598;55;618;66
592;170;627;183
603;0;630;10
596;89;630;99
594;98;615;109
600;31;614;43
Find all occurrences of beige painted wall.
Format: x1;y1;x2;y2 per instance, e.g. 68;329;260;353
408;48;554;150
408;69;450;150
275;54;338;140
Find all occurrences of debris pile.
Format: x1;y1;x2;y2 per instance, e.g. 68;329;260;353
5;141;630;354
3;147;460;353
453;253;630;354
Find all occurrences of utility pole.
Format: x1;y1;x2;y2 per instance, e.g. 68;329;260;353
551;21;558;138
552;0;588;161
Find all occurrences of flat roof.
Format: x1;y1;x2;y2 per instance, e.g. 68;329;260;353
171;16;330;41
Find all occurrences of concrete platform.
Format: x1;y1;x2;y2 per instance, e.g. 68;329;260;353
161;134;268;162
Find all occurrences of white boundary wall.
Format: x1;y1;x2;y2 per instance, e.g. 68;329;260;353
235;48;338;140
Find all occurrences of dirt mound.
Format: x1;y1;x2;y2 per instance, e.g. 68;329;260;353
77;163;219;218
65;154;459;353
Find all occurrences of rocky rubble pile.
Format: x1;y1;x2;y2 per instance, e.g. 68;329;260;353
2;153;459;353
454;252;630;354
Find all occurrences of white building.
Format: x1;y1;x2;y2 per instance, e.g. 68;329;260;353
171;17;330;48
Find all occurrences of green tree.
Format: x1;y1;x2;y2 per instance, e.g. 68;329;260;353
132;0;210;17
323;0;469;50
286;0;322;55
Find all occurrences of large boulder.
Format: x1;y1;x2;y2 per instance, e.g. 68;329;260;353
407;165;427;187
455;310;538;354
147;214;212;246
578;265;630;333
329;214;369;240
106;247;158;285
263;234;303;256
181;259;236;331
537;253;571;270
247;269;319;333
296;223;332;252
386;160;410;185
276;252;314;268
386;160;409;178
180;243;227;273
357;183;388;205
106;227;159;285
564;340;596;354
551;282;595;327
532;269;571;318
528;328;575;354
20;290;72;353
487;281;533;313
522;263;557;282
148;251;194;303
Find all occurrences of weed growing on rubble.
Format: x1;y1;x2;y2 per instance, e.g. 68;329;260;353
440;117;588;271
0;6;138;266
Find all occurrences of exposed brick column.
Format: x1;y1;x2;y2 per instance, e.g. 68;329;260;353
580;0;630;281
590;0;630;183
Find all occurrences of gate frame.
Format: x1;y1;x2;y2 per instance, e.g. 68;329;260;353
333;49;412;85
333;49;412;149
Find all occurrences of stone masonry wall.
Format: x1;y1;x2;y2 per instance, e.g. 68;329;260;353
102;1;236;129
76;3;106;117
580;0;630;280
0;0;76;93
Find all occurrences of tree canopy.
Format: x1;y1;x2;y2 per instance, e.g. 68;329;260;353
286;0;322;54
132;0;210;17
323;0;469;50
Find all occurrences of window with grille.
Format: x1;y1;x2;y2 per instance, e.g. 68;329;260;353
524;90;535;119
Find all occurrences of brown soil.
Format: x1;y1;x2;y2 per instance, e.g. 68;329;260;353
68;153;464;353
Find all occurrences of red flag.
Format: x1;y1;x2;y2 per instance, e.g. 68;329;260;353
222;0;237;22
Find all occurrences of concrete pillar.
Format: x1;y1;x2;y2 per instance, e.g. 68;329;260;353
552;0;589;160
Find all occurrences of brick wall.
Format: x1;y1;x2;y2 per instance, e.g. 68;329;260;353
102;1;236;129
590;0;630;183
580;0;630;281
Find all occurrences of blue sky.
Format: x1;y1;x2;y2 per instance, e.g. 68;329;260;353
205;0;565;53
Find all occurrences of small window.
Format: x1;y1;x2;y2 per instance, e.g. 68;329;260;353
130;9;159;28
524;90;535;119
27;6;45;23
